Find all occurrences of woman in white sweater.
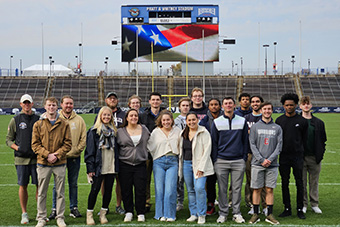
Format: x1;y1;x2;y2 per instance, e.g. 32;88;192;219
147;110;181;222
179;112;214;224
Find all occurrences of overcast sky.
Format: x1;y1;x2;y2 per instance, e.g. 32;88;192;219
1;0;339;75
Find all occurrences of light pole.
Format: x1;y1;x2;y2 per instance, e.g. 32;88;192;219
49;56;53;77
232;61;234;75
308;59;311;75
263;44;269;76
75;56;78;73
240;57;243;76
20;59;23;76
291;55;295;74
273;42;277;75
78;43;82;73
235;63;238;76
10;56;13;76
104;56;109;75
281;60;284;76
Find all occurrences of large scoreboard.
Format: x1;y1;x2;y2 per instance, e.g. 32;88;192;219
121;5;219;62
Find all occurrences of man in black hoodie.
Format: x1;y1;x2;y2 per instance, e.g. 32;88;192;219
275;93;308;219
140;92;164;212
190;87;208;121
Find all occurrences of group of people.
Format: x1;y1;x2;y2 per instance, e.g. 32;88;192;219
6;87;326;227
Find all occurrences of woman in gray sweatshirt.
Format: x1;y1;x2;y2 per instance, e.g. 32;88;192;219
116;109;150;222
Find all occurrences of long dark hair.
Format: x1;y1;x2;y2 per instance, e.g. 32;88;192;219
121;109;140;128
182;112;198;140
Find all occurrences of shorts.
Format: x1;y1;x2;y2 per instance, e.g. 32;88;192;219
250;165;278;189
16;164;38;186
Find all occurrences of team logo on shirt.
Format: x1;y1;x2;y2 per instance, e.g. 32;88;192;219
264;138;269;145
19;122;27;129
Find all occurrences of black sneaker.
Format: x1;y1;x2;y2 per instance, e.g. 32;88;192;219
116;206;126;215
279;208;292;217
297;210;306;219
48;209;57;220
70;207;82;218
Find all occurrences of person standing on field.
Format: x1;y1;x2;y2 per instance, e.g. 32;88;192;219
32;97;72;227
248;102;282;225
48;95;86;220
6;94;40;225
300;96;327;214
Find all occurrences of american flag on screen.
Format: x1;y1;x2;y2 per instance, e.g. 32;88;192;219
121;24;219;62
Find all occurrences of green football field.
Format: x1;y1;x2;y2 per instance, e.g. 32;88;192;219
0;113;339;226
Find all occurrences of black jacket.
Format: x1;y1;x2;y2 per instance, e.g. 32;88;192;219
140;107;165;133
309;114;327;164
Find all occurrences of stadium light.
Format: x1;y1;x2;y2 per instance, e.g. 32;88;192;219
273;42;277;75
263;44;269;76
291;55;296;74
49;56;53;77
10;55;13;76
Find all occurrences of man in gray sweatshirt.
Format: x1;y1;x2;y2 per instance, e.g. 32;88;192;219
248;102;283;225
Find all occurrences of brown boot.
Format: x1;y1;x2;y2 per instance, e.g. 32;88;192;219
86;211;95;225
99;208;108;224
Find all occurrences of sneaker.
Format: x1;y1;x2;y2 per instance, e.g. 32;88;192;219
137;214;145;222
297;209;306;219
166;218;176;222
186;215;198;222
233;214;245;223
311;206;322;214
265;214;280;225
262;207;268;216
207;203;216;215
159;217;166;221
302;207;307;214
56;218;66;227
48;209;56;220
278;208;292;217
198;216;206;224
21;212;29;224
248;207;254;215
116;205;126;215
216;215;226;223
214;199;219;206
124;212;133;222
69;207;82;218
176;203;183;212
249;213;260;224
35;220;46;227
97;208;109;216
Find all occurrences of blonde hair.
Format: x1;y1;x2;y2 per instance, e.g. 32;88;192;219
93;106;117;135
155;110;174;128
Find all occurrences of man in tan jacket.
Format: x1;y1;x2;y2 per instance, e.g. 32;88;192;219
48;95;86;220
32;97;72;227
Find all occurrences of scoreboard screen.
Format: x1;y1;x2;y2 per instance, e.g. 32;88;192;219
121;5;219;62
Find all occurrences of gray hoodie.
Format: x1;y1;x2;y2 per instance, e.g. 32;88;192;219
249;119;283;167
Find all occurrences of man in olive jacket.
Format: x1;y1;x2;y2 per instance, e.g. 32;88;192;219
32;97;72;227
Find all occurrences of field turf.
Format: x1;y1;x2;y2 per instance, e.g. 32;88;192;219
0;113;339;226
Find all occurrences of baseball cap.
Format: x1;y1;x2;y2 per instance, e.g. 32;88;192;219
106;92;118;99
20;94;33;103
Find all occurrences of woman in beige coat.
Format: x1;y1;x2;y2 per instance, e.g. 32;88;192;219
179;112;214;224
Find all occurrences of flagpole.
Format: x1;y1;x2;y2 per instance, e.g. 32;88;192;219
202;29;205;102
136;27;139;96
151;41;154;92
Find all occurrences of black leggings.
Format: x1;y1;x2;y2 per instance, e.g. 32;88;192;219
87;174;115;210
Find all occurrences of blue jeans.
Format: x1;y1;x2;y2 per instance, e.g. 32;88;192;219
183;160;207;217
52;157;80;209
153;155;178;220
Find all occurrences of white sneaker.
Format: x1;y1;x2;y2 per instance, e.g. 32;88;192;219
166;218;176;222
137;214;145;222
56;218;67;227
233;214;245;223
248;207;254;215
302;207;307;214
262;207;268;216
216;215;226;223
159;217;166;221
21;212;29;224
214;199;219;206
186;215;198;222
35;220;46;227
198;216;206;224
124;212;133;222
311;206;322;214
